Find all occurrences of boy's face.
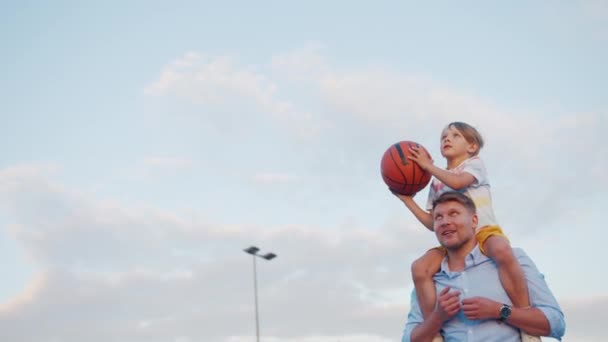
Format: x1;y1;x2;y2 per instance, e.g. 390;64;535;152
440;126;478;159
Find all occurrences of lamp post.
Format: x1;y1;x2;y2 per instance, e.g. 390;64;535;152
243;246;277;342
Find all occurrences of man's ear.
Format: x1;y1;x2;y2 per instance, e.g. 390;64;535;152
471;213;478;230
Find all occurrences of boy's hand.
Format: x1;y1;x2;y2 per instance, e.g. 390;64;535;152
408;145;434;171
435;287;461;322
461;297;502;320
390;190;414;202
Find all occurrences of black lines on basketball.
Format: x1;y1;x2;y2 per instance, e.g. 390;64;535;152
409;142;418;185
389;146;408;185
394;143;409;166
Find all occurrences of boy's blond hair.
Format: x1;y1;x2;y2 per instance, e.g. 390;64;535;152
447;121;484;156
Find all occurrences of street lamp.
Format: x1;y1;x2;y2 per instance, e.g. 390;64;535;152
243;246;277;342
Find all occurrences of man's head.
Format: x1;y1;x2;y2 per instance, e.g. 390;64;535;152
432;191;478;251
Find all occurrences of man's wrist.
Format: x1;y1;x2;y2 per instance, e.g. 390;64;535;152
499;304;512;322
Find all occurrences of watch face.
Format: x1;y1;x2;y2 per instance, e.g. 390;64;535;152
500;305;512;321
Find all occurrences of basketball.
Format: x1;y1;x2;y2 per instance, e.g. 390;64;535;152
381;141;432;195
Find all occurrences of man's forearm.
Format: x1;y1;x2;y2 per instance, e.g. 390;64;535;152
410;312;443;342
505;307;550;336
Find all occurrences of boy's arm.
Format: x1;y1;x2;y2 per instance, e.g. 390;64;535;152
394;194;433;231
407;145;476;190
423;165;476;190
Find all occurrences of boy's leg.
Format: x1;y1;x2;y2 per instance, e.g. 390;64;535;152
482;235;529;307
411;248;445;319
482;235;541;342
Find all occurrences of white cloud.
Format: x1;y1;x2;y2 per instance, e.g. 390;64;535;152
223;335;393;342
251;172;299;184
3;44;604;341
558;296;608;341
580;0;608;21
0;165;423;342
270;41;330;81
142;156;194;170
144;53;322;138
0;162;602;341
144;46;608;237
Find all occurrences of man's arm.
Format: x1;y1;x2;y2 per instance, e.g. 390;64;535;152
461;249;566;339
461;297;550;336
516;248;566;339
506;306;551;336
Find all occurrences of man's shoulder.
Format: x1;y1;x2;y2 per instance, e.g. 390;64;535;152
511;247;529;258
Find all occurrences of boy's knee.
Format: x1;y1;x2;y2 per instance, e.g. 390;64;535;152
411;258;433;282
488;238;515;263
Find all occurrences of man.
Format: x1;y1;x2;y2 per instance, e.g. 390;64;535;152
402;191;565;342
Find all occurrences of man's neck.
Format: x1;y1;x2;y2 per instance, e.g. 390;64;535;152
446;241;478;272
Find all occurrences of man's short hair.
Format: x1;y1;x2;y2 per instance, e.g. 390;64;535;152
432;191;477;214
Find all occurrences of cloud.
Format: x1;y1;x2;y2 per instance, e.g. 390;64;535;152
225;335;393;342
0;164;428;342
143;46;607;239
270;41;330;81
142;156;194;170
558;295;608;341
5;45;600;341
580;0;608;21
251;172;299;185
144;52;323;138
0;163;602;341
269;46;608;236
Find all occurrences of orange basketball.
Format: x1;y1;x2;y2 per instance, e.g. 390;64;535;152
381;141;432;195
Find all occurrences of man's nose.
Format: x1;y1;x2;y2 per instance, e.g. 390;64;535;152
439;219;452;228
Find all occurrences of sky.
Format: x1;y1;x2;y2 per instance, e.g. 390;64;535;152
0;1;607;341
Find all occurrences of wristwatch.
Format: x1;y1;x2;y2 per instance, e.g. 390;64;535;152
499;304;512;322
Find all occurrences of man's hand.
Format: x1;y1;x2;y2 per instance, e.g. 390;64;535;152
435;287;461;322
461;297;502;320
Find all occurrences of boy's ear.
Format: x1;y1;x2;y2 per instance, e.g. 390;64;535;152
467;143;479;155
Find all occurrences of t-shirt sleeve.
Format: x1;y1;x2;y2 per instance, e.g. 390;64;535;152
462;157;486;186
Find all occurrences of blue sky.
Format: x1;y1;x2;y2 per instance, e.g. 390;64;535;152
1;1;607;341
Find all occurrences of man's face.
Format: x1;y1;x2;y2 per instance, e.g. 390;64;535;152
433;200;477;250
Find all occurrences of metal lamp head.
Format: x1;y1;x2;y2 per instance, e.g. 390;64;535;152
261;253;277;260
244;246;260;255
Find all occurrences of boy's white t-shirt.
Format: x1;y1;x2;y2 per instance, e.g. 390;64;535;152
426;156;498;229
